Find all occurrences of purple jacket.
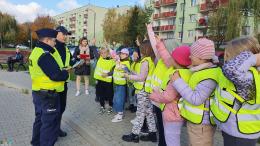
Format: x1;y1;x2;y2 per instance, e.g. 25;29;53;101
217;51;260;139
173;65;217;125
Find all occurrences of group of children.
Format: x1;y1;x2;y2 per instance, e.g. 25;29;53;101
93;23;260;146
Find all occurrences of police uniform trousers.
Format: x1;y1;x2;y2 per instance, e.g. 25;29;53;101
58;82;68;131
31;90;60;146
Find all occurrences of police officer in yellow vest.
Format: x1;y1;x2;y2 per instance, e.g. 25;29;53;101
29;28;69;146
55;26;73;137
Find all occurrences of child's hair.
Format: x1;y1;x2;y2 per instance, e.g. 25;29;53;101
224;36;260;61
78;37;88;46
99;47;109;54
140;40;155;61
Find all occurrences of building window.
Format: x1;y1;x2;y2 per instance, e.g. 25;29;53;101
188;30;194;38
179;18;183;25
180;3;185;11
191;0;197;6
168;19;175;25
167;32;175;39
178;32;183;39
242;26;250;35
190;14;196;22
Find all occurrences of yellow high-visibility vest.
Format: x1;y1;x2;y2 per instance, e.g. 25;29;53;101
236;67;260;134
150;59;169;90
29;47;65;92
180;67;221;124
94;57;115;83
160;68;192;111
113;60;130;85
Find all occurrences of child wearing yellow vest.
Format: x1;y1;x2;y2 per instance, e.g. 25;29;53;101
111;48;130;123
171;38;219;146
219;36;260;146
94;47;115;114
122;41;157;143
150;45;192;146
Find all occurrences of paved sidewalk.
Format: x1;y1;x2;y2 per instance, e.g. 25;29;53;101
0;70;259;146
0;85;90;146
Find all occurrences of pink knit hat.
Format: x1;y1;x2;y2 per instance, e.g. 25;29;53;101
190;38;215;60
171;45;191;67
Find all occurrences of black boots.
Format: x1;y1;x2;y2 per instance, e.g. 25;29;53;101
140;132;157;142
59;129;67;137
122;133;139;143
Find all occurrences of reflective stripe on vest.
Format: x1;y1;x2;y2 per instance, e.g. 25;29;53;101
131;62;144;90
150;59;168;89
142;57;155;93
210;71;239;122
94;57;115;83
29;47;65;92
54;47;71;81
237;67;260;134
160;68;192;111
113;60;130;85
181;67;221;124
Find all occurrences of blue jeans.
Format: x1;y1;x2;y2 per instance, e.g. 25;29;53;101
113;85;126;113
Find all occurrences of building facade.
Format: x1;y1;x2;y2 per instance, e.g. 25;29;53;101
53;4;130;46
151;0;256;45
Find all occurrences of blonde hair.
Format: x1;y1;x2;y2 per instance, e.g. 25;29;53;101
224;36;260;61
99;47;110;54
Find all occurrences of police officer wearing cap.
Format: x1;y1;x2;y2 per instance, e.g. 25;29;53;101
29;28;69;146
55;26;74;137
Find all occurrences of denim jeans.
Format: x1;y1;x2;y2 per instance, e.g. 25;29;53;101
127;85;137;107
113;85;126;113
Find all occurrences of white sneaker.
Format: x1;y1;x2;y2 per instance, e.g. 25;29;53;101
85;90;89;95
111;114;123;122
75;91;80;96
130;117;137;125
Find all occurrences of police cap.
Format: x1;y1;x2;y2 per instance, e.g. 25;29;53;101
36;28;58;38
56;26;71;35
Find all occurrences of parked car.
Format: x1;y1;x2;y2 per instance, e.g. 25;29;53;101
16;44;29;49
5;43;15;48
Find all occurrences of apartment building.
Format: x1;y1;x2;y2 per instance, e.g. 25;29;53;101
53;4;130;45
151;0;256;45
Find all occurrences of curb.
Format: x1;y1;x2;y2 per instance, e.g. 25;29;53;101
63;117;105;146
0;79;32;95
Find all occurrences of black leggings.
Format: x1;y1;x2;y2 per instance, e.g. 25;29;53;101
96;80;113;107
222;131;257;146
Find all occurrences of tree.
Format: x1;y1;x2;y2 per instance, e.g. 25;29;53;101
208;7;228;49
30;15;56;40
208;0;260;48
0;12;17;48
102;6;153;46
16;23;31;45
126;6;153;46
102;9;118;44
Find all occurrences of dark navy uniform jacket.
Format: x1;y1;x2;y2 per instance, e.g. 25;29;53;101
36;41;68;81
55;40;75;66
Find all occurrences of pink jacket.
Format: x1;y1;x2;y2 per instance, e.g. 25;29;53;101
149;80;183;122
147;23;182;122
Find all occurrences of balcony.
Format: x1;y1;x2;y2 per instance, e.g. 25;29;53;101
69;17;76;21
153;25;176;32
154;1;160;8
153;11;176;20
161;0;177;6
200;0;229;12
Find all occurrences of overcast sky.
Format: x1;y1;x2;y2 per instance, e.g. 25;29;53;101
0;0;146;23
